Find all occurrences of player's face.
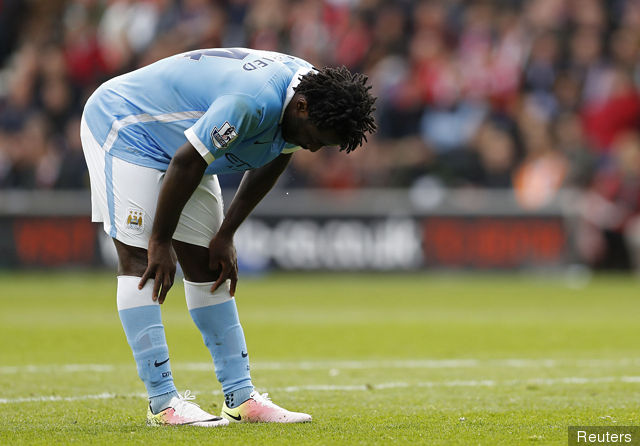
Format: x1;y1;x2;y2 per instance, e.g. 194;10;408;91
282;96;343;152
295;120;342;152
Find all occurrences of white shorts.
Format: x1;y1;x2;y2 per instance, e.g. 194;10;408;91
80;116;223;249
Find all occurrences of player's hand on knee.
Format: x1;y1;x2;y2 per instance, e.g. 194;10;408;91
139;239;177;304
208;234;238;296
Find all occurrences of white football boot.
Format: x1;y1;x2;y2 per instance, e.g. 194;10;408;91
147;390;229;427
221;391;312;423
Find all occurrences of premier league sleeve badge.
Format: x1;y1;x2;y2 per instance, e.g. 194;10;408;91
211;121;239;149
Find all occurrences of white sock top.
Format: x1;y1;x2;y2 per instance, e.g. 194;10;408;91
116;275;159;310
184;278;233;310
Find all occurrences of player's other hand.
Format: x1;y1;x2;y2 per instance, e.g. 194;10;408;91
139;239;177;304
208;233;238;296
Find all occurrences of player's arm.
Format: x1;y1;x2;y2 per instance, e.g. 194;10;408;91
210;152;293;294
139;142;207;303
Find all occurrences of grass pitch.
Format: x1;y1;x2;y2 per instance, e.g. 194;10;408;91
1;271;639;445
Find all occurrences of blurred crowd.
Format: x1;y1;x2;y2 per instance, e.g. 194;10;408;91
2;0;640;268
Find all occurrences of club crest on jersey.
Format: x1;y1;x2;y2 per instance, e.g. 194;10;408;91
125;208;144;233
211;121;238;150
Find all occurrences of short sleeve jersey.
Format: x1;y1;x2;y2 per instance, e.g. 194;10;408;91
83;48;312;175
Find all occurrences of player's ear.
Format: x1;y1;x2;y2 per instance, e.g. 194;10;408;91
296;95;309;114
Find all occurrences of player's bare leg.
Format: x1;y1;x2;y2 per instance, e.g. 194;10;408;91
174;240;311;423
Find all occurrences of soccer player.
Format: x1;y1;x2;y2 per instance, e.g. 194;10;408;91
80;48;376;426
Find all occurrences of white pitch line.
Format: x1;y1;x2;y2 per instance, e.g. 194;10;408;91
3;358;640;375
2;376;640;405
0;364;115;374
247;358;640;370
0;392;145;404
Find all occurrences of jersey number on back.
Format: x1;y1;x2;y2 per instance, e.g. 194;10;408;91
183;48;249;61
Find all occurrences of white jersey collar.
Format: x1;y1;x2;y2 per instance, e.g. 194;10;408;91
279;67;316;124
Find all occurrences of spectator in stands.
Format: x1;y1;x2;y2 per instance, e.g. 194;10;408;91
576;131;640;269
470;119;518;189
513;99;568;210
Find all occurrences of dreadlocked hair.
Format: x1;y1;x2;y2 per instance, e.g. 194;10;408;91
295;66;377;153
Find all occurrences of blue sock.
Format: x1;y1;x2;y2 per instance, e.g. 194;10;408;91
117;276;177;407
184;280;253;402
224;386;254;408
149;390;179;414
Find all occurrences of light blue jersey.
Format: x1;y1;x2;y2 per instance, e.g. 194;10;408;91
83;48;313;175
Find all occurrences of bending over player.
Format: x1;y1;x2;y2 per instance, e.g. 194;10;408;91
81;47;376;426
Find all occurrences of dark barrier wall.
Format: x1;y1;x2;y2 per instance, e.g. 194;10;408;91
0;217;99;268
0;216;568;270
234;216;567;271
423;217;566;268
0;189;571;270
